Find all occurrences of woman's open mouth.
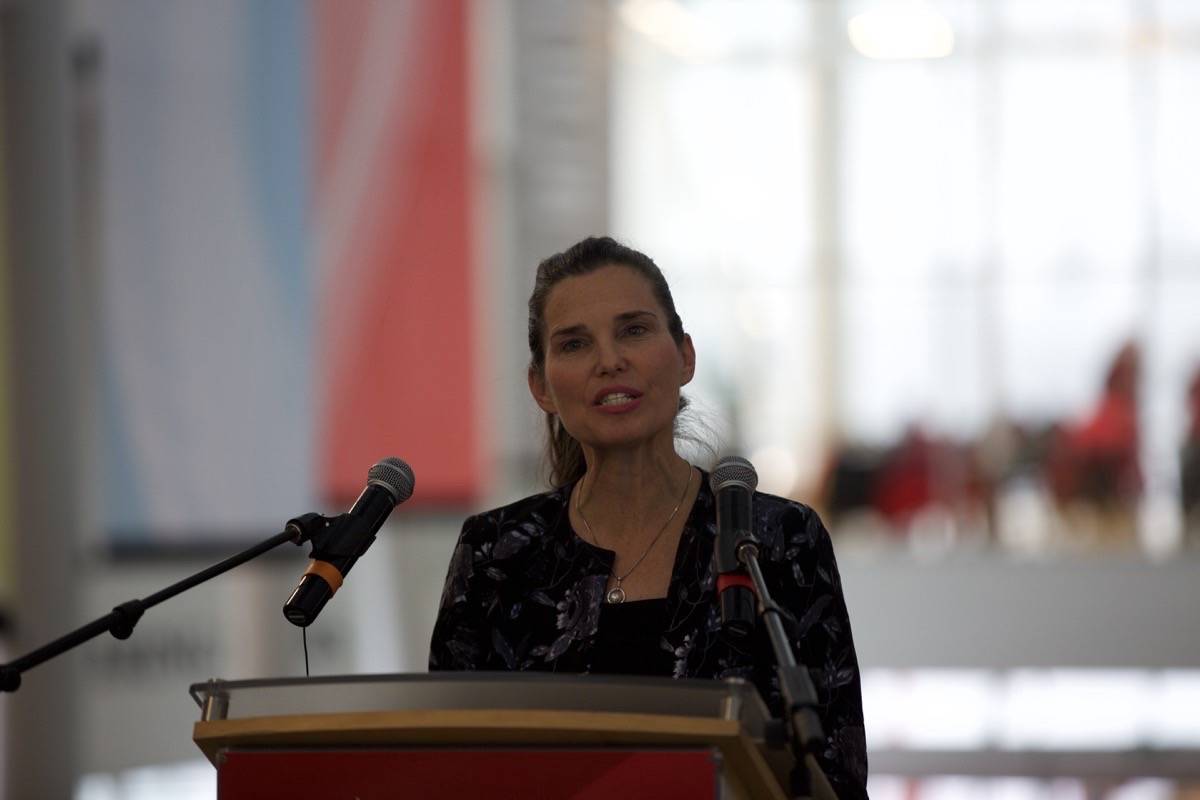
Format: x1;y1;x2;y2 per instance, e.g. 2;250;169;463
593;387;643;413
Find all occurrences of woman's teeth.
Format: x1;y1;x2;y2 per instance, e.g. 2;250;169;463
600;393;635;405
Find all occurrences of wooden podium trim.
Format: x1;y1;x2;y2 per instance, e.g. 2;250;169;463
195;709;787;800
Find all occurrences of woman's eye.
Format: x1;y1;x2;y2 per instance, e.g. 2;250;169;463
560;339;584;353
623;324;648;336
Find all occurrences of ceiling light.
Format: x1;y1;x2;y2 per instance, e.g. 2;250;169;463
847;0;955;61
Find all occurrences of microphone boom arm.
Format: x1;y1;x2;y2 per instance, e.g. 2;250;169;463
737;540;840;800
0;515;327;693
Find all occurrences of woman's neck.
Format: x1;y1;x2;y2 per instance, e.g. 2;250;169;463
574;444;693;546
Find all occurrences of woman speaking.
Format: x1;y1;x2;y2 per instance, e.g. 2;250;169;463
429;237;867;798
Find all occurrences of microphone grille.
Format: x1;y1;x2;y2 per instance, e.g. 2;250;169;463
710;456;758;493
368;457;416;504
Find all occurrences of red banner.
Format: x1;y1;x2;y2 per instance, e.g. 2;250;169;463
315;0;480;506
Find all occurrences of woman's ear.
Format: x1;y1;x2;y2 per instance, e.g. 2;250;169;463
679;333;696;386
528;368;557;414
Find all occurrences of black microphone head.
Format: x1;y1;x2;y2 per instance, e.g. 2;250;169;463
367;457;415;504
710;456;758;494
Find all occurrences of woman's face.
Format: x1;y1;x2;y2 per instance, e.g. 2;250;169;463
529;264;695;455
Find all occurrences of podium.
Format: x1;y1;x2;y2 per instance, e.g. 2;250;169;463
191;673;793;799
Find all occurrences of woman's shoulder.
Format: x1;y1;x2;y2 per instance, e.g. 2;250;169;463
750;488;831;548
750;488;819;517
747;490;846;602
458;484;572;545
693;467;828;547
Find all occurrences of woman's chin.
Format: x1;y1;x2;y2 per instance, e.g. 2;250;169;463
578;425;675;455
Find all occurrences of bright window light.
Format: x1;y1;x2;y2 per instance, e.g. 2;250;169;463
1151;671;1200;748
865;669;997;750
1000;669;1151;750
848;1;955;60
77;760;214;800
616;0;730;62
863;668;1200;752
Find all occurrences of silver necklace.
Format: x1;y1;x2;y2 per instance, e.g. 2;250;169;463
575;466;694;604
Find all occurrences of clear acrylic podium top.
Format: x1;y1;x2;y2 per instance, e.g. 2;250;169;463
190;672;775;739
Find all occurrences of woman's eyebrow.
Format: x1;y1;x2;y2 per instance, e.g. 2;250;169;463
614;310;657;323
550;310;656;339
549;323;588;339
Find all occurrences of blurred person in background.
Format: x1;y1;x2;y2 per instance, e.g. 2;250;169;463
1182;365;1200;548
428;236;868;798
819;425;991;547
1046;341;1143;548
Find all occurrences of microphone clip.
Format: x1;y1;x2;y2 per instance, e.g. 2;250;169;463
291;512;378;564
285;512;336;546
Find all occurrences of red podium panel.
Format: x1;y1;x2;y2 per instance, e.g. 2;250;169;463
217;749;719;800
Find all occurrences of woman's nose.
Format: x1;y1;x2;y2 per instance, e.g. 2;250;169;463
594;339;627;374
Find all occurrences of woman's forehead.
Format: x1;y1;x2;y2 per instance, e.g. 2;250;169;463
543;264;662;327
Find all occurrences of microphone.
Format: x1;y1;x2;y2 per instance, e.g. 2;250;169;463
283;457;415;627
711;456;759;642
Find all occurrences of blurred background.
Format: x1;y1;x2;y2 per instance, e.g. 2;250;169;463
1;0;1199;797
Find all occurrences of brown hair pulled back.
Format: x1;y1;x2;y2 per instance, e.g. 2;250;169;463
528;236;688;487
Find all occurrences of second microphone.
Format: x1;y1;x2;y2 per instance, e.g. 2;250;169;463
283;457;415;627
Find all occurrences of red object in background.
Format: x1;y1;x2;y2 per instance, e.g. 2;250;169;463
217;749;719;799
314;0;481;507
872;428;935;527
1047;342;1142;503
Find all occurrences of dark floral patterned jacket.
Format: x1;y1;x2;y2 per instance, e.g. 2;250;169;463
429;471;868;799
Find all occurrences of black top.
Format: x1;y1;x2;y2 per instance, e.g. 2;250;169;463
428;469;868;800
590;598;674;677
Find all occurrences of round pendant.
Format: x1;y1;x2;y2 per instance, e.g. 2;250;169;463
606;586;626;604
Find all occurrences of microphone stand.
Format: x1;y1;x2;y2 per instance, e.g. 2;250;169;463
737;540;839;800
0;512;338;693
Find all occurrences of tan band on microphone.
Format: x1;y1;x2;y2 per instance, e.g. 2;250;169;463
303;560;344;594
